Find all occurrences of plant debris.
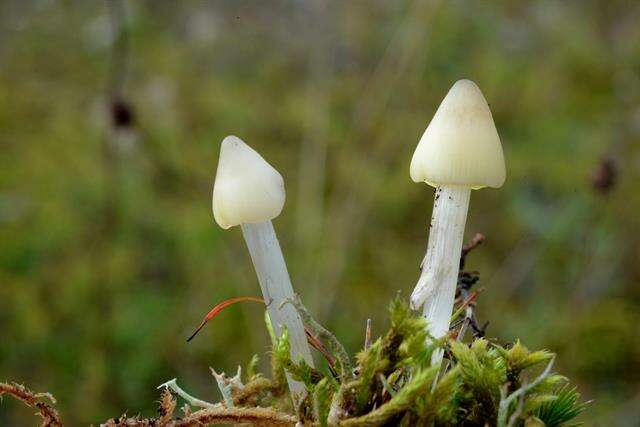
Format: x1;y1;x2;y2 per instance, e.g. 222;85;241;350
187;296;265;342
0;382;62;427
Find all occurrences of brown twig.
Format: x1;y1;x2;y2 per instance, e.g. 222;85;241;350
460;233;485;269
457;285;488;340
102;406;296;427
469;316;489;338
453;288;483;314
0;382;62;427
175;406;296;426
305;328;337;375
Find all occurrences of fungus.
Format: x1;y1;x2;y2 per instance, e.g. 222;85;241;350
212;135;314;401
409;80;505;364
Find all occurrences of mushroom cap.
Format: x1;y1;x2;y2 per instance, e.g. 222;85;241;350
410;79;506;189
212;136;285;229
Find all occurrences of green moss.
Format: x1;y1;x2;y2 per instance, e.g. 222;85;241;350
239;298;588;426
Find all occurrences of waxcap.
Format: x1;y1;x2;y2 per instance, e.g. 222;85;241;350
410;79;505;189
212;136;285;229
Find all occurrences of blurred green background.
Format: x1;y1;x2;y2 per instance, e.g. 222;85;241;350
1;0;639;425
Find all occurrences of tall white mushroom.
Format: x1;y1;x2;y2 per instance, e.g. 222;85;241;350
212;135;314;401
409;80;505;365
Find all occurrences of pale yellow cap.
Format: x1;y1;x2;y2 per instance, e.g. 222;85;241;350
410;79;506;189
212;136;285;229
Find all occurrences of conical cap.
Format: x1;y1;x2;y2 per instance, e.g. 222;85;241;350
410;79;505;189
212;136;285;229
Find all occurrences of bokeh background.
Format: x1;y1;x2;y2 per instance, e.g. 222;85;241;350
1;0;639;425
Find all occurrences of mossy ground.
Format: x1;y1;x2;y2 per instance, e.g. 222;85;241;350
0;298;587;426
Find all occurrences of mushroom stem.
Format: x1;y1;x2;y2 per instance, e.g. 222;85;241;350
240;220;314;401
410;185;470;366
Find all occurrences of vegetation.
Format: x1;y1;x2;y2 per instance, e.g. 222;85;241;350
1;1;639;424
0;299;587;426
1;235;587;425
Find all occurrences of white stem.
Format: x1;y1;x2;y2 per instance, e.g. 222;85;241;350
410;185;470;366
240;221;314;402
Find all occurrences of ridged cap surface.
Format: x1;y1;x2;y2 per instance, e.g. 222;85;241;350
410;79;505;189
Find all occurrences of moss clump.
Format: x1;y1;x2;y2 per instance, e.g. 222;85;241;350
2;298;587;426
3;236;586;426
253;297;587;426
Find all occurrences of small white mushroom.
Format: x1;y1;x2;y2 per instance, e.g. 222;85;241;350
213;136;286;229
409;80;505;365
212;135;314;401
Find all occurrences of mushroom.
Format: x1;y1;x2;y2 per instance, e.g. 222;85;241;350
212;135;314;400
409;80;505;364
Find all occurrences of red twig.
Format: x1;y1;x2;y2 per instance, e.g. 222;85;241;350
187;296;265;342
